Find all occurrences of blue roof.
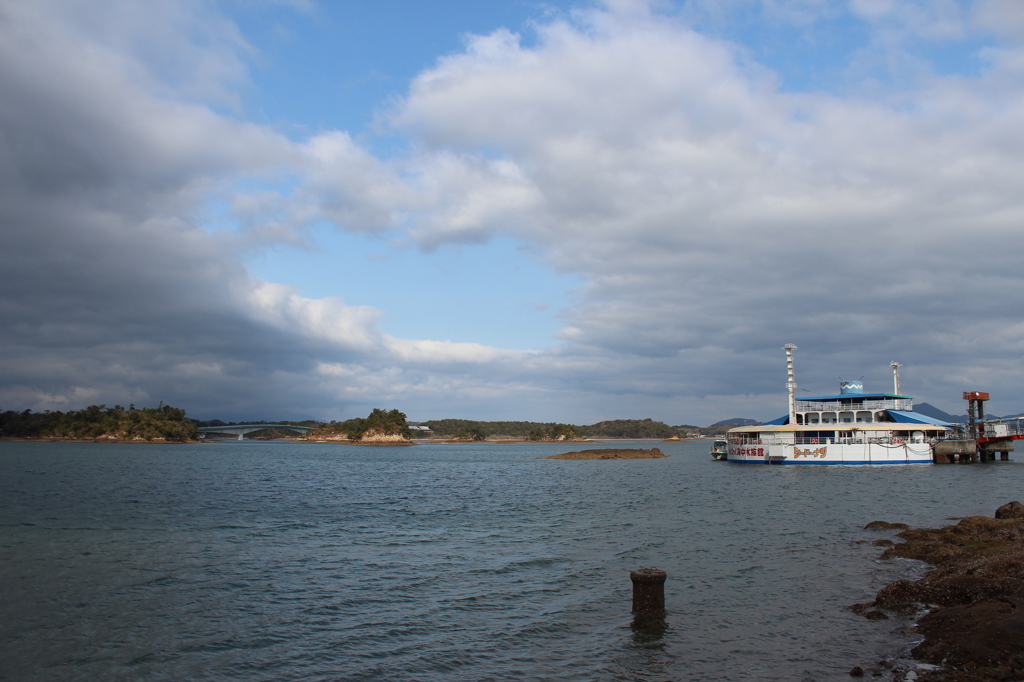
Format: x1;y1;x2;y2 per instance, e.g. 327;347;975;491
886;410;951;426
761;415;789;425
798;393;910;401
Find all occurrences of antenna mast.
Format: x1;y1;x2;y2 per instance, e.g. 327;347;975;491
784;344;798;424
890;361;902;395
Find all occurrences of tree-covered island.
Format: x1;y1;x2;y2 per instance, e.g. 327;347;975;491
304;408;414;444
0;404;743;445
422;417;703;440
0;404;200;442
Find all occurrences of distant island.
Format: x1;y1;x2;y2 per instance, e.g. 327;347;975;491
1;405;759;445
297;415;721;443
420;417;710;440
196;416;738;442
302;408;415;445
0;404;199;442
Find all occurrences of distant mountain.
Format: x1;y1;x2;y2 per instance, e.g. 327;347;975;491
709;417;759;427
912;402;1024;423
913;402;965;423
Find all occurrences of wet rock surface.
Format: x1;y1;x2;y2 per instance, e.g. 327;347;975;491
995;501;1024;520
866;520;911;530
853;503;1024;681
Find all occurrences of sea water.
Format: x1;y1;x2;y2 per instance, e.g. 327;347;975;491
2;440;1022;681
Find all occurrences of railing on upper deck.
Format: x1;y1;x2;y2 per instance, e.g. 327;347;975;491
728;431;956;447
794;399;913;413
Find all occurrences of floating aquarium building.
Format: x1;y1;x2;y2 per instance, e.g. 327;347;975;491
725;346;952;465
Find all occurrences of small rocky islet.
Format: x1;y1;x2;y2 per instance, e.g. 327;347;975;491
543;447;667;460
852;501;1024;681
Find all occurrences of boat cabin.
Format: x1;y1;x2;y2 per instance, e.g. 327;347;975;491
726;380;951;446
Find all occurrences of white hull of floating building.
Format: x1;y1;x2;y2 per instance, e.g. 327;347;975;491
725;347;954;465
726;430;939;465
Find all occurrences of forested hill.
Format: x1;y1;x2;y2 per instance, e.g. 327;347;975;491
424;418;698;439
306;408;412;441
578;418;679;439
423;419;551;438
0;404;199;441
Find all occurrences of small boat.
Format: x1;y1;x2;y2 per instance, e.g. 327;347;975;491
710;439;728;460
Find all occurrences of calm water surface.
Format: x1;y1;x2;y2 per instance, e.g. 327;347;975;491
2;440;1022;681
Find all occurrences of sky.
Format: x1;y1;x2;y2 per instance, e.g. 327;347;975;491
2;0;1024;426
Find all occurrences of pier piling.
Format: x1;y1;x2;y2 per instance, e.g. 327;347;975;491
630;567;667;618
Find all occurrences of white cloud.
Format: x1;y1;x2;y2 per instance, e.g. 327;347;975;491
298;131;409;231
974;0;1024;39
404;152;546;246
381;1;1024;416
5;0;1024;424
385;338;538;364
244;281;385;352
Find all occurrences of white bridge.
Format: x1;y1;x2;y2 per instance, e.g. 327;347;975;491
198;424;313;440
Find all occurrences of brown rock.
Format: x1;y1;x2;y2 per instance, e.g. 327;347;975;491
918;577;1024;608
849;665;864;677
995;501;1024;520
860;508;1024;680
873;579;921;609
864;609;889;620
872;539;894;547
912;596;1024;671
865;520;910;530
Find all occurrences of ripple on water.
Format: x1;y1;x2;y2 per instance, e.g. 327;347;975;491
1;441;1022;680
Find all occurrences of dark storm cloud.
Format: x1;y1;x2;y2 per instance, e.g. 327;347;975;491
0;1;364;419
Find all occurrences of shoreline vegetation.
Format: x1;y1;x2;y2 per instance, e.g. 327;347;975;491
853;502;1024;680
254;414;708;444
1;405;712;445
0;404;199;442
302;408;416;445
419;417;702;440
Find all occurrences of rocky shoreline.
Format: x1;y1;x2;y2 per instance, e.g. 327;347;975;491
853;502;1024;681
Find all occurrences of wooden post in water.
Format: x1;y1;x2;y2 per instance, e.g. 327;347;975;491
630;568;666;618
